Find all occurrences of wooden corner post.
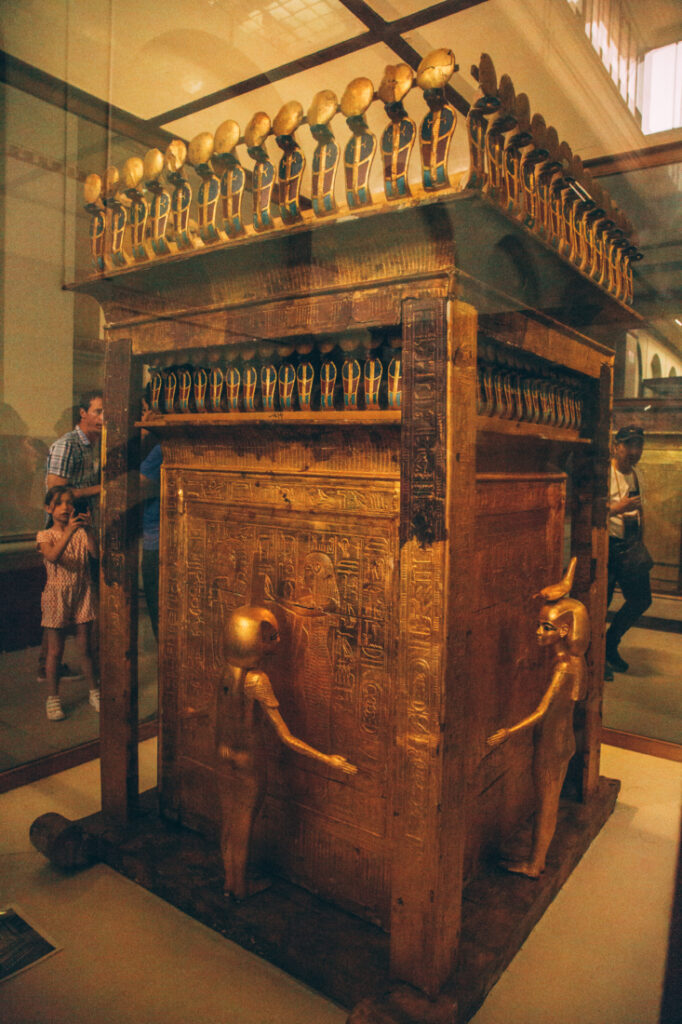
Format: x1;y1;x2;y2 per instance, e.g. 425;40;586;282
570;358;613;800
391;295;477;996
100;336;140;821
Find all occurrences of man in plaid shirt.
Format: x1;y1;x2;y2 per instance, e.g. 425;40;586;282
46;390;103;519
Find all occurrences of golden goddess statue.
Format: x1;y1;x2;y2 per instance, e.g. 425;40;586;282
487;558;588;878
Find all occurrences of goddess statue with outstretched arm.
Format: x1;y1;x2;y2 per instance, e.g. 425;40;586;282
487;558;588;878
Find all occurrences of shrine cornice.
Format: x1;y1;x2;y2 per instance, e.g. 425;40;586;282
65;190;640;355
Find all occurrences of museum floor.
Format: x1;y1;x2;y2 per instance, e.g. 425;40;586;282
0;740;679;1024
0;609;159;773
604;593;682;746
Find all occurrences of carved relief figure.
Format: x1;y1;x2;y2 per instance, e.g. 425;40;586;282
273;101;306;225
215;605;356;900
341;78;376;209
486;558;588;878
466;53;500;190
83;173;106;271
307;90;340;216
378;63;416;200
213;119;246;238
165;139;203;250
416;48;458;191
277;551;341;750
121;156;150;261
245;112;276;231
188;132;226;244
144;148;174;256
102;166;131;268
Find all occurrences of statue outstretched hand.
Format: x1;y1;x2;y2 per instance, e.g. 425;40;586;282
328;754;358;775
487;727;509;749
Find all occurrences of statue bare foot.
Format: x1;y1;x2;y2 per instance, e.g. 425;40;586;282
224;869;272;901
500;858;544;878
246;869;272;896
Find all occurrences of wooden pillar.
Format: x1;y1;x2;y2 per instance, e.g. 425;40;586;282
571;358;612;799
100;336;140;821
390;295;477;996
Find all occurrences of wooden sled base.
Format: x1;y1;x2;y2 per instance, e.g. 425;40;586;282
34;776;619;1023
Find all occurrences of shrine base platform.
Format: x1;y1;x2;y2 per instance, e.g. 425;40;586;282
63;776;619;1024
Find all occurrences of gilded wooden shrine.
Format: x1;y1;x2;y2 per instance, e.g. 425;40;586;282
48;49;641;1024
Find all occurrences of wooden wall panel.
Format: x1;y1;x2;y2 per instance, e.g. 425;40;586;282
466;473;566;879
158;428;401;927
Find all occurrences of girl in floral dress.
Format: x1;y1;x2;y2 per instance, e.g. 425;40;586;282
37;486;99;720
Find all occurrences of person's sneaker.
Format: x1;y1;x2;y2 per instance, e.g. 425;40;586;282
89;688;100;712
46;695;65;721
606;650;629;673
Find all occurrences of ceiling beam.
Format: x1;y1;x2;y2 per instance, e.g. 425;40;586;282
149;0;486;128
584;139;682;177
0;50;176;151
340;0;489;37
146;30;376;128
339;0;486;116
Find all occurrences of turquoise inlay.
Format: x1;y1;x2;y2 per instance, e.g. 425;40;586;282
261;365;277;410
209;367;223;411
244;367;257;410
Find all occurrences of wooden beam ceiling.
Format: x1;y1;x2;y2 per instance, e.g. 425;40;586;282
147;0;486;127
0;50;176;151
585;139;682;177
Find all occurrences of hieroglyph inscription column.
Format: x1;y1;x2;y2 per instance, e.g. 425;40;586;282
100;337;140;822
391;296;477;996
569;360;612;799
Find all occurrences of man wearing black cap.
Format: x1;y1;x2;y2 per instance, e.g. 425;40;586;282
605;425;652;678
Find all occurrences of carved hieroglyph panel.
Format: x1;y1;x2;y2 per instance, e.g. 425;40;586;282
186;504;397;803
160;457;400;925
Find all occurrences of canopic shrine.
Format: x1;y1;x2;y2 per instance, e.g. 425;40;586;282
35;48;641;1024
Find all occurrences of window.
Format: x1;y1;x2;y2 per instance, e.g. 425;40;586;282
567;0;640;114
640;42;682;134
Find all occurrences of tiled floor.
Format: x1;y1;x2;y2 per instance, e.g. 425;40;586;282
0;741;678;1023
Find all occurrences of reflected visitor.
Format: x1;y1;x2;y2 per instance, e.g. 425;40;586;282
45;390;103;518
605;425;652;680
41;390;104;682
37;486;100;721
